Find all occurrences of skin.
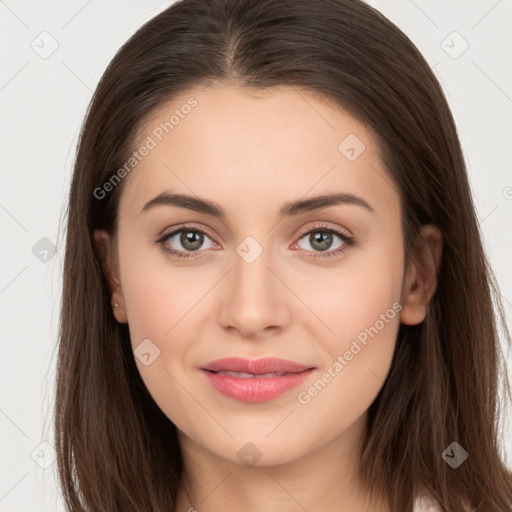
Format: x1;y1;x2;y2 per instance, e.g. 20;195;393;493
94;84;442;512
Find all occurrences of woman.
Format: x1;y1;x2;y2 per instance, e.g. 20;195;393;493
54;0;512;510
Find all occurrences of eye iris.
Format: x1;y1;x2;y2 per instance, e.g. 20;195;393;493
310;231;332;251
180;231;203;251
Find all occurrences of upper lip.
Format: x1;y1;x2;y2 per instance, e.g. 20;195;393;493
201;357;313;374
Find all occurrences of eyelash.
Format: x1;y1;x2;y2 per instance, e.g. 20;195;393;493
156;222;355;261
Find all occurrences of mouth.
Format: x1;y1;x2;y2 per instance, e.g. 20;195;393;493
206;370;291;378
201;356;313;374
200;357;315;403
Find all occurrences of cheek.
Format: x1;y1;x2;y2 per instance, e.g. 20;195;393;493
296;279;401;408
293;280;402;447
292;234;403;406
118;233;203;348
118;237;214;421
118;240;202;430
293;232;404;352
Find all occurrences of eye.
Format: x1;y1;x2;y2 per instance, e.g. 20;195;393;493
156;222;355;261
293;223;354;259
156;226;218;260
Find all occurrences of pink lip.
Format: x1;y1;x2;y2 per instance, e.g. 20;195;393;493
201;357;315;403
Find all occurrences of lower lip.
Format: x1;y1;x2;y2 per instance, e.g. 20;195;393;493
201;369;314;403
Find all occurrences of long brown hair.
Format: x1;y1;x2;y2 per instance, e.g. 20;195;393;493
54;0;512;510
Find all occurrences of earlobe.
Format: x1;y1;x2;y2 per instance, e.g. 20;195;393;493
400;224;443;326
93;229;128;323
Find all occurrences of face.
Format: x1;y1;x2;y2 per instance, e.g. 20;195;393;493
97;84;413;467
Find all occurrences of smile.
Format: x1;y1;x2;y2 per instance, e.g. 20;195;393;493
200;357;315;402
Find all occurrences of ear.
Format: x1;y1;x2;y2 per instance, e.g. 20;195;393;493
400;224;443;325
93;229;128;324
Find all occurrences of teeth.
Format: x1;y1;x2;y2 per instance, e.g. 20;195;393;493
215;371;287;378
218;371;255;378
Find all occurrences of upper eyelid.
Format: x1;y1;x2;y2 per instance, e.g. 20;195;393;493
296;223;352;239
160;223;216;242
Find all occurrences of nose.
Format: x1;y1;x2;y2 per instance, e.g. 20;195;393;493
217;245;292;339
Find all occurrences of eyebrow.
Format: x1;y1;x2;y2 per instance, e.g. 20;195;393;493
140;191;375;218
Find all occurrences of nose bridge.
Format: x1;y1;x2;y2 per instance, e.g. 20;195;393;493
234;242;271;291
218;233;289;336
232;234;278;303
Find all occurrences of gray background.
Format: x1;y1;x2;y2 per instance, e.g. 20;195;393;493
1;1;511;510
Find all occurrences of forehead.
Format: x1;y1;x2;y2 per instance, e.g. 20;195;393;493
119;84;398;222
